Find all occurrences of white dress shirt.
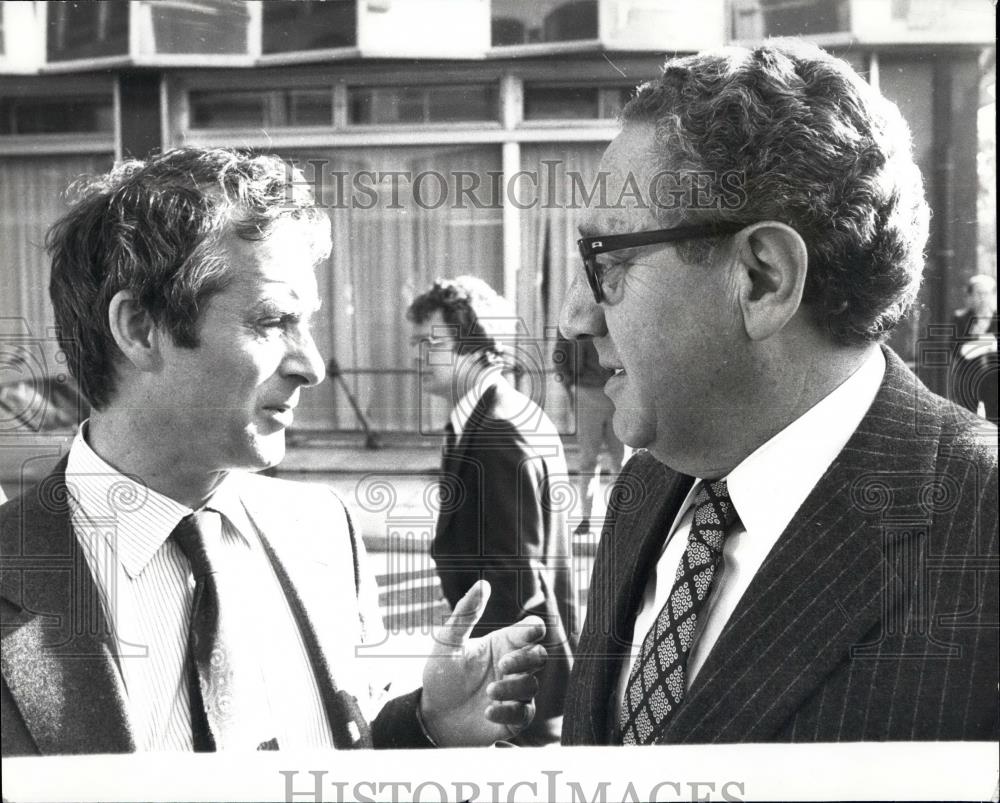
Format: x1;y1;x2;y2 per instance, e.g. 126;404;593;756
615;347;886;716
65;426;335;750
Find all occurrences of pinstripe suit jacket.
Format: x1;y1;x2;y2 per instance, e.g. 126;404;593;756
562;348;999;743
0;466;427;755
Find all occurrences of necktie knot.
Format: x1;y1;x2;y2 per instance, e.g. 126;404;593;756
170;509;222;580
690;479;740;552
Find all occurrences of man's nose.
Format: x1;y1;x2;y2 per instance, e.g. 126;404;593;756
284;329;326;387
559;270;607;340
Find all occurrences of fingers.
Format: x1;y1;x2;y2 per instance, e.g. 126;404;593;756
498;643;547;676
485;700;535;730
497;615;546;650
436;580;491;649
487;672;539;703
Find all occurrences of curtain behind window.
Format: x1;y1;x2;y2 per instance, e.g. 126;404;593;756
280;146;504;433
0;154;112;333
519;143;606;433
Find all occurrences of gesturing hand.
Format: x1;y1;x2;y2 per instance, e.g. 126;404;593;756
419;580;547;746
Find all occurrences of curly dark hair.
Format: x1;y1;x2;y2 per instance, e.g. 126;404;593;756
406;276;515;367
622;40;930;344
47;148;330;409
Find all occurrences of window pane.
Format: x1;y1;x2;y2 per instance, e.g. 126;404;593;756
275;146;503;433
731;0;850;39
286;90;333;126
142;0;251;55
349;85;498;125
492;0;598;46
524;87;599;120
524;85;632;120
189;89;334;128
189;91;266;128
263;0;357;53
0;97;114;135
47;0;129;62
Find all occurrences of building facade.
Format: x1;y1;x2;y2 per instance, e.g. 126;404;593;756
1;0;994;434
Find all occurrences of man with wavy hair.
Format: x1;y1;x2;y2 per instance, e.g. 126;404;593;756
0;149;546;756
559;41;998;744
407;276;576;745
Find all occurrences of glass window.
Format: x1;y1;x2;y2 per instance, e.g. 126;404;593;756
138;0;251;55
349;85;498;125
0;97;114;135
276;146;503;433
492;0;598;46
285;90;335;126
731;0;850;40
189;89;333;128
263;0;356;53
525;87;599;120
523;85;631;120
47;1;129;62
190;91;267;128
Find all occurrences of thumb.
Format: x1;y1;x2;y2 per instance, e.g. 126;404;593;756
435;579;491;649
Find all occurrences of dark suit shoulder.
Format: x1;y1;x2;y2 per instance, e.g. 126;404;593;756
905;355;998;471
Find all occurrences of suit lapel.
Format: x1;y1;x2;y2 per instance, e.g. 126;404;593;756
435;387;496;539
577;455;693;742
1;460;134;754
239;484;373;749
661;349;940;742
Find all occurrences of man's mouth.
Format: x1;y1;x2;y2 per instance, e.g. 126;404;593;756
263;404;295;425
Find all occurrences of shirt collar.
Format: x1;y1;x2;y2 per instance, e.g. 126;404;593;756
674;346;886;541
65;423;252;578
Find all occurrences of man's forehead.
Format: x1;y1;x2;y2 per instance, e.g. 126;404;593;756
220;247;321;308
578;124;662;236
578;212;637;238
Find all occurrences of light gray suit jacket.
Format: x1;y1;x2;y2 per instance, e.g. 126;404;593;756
1;467;427;754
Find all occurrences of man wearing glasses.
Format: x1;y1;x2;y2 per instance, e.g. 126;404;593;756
559;41;998;744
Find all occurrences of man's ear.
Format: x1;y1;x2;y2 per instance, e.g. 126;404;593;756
107;290;162;372
731;222;808;341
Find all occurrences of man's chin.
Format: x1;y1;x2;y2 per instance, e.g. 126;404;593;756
611;411;652;452
245;431;287;472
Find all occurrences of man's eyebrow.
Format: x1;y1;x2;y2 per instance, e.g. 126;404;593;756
578;215;631;239
246;295;322;315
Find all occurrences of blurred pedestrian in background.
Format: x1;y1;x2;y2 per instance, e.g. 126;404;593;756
949;273;998;423
408;276;577;745
553;334;625;535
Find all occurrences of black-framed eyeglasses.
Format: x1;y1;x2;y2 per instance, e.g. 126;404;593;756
577;221;748;303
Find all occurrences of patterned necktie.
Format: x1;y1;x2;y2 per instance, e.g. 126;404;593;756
617;479;741;745
171;509;277;751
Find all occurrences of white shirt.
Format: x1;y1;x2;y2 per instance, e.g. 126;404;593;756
615;347;886;716
65;425;335;750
